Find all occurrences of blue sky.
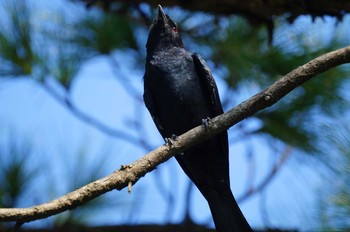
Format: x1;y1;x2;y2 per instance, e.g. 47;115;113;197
1;0;349;230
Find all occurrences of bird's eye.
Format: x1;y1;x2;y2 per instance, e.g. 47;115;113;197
172;27;178;32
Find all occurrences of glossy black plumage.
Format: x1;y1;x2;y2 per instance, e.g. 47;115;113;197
143;5;253;232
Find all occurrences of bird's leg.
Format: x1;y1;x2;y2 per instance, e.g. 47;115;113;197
165;134;178;148
202;117;212;130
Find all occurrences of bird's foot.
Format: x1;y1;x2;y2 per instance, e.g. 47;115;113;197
202;117;212;130
165;134;178;148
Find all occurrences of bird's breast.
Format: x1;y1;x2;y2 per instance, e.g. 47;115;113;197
152;61;201;104
146;51;210;134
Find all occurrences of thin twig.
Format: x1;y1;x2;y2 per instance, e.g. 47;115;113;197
1;45;349;224
243;143;256;193
41;82;152;150
108;55;143;103
237;146;293;203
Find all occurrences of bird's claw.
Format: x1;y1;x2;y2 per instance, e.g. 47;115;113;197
165;134;178;148
202;117;212;130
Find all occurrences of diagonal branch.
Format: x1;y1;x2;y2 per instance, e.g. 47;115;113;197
1;45;350;224
41;82;153;151
237;146;293;203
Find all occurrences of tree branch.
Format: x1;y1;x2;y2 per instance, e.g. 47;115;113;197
237;146;293;203
41;82;153;151
1;45;350;224
85;0;350;24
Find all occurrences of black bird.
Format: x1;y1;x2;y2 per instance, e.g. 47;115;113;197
143;5;253;232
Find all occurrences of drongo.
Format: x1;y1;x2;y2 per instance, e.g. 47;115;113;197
143;5;253;232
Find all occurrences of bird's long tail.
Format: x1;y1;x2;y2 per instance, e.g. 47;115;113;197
201;187;253;232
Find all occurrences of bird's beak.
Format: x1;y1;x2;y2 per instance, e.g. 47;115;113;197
157;5;168;25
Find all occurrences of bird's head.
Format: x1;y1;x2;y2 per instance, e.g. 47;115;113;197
146;5;184;53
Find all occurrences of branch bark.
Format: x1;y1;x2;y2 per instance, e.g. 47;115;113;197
1;45;350;224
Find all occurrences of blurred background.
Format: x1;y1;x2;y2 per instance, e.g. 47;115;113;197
0;0;350;231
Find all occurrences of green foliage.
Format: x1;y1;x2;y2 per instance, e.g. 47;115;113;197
50;140;126;227
39;7;136;90
0;0;137;89
72;11;138;54
0;132;125;227
195;17;350;152
317;120;350;230
0;1;33;76
0;136;37;208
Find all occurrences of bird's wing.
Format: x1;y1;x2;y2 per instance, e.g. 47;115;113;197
192;53;224;116
143;83;167;139
192;53;229;155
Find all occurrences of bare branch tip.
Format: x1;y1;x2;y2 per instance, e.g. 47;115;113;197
128;181;132;194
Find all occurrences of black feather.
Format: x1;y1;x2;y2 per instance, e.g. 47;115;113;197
143;5;253;232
